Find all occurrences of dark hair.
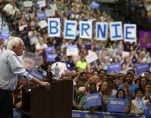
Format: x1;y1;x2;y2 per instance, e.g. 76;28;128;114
135;88;144;95
55;56;61;62
99;69;107;74
88;82;97;94
116;89;126;99
144;83;151;91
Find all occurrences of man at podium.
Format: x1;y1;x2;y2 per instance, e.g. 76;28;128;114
0;37;50;118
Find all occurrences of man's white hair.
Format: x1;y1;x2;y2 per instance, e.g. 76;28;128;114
7;37;23;50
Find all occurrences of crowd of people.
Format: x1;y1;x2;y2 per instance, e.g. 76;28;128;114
0;0;151;117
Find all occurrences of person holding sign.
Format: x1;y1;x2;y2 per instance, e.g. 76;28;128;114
115;89;130;113
131;88;147;115
84;82;102;111
99;80;117;111
116;89;126;99
107;89;130;113
0;37;50;118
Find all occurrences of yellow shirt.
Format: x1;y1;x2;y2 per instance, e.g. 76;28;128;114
76;60;88;71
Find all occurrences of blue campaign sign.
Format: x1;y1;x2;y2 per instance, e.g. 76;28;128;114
47;18;137;41
107;63;122;73
37;13;46;20
84;93;102;108
45;46;55;54
0;32;10;40
107;98;128;113
135;63;150;75
29;69;44;80
46;54;57;62
144;107;151;118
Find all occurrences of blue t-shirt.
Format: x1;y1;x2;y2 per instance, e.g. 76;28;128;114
118;83;138;96
66;61;75;71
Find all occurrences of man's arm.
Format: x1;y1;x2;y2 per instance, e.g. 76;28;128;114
8;53;50;89
31;77;50;90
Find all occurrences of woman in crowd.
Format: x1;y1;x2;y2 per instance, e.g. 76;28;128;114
98;80;116;111
116;89;126;99
115;89;131;113
131;88;146;115
142;83;151;108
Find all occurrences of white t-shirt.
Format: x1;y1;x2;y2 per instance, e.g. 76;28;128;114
51;62;67;78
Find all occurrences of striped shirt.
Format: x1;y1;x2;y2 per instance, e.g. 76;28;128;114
0;49;33;91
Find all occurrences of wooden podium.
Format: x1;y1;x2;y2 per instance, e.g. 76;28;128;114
22;79;73;118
